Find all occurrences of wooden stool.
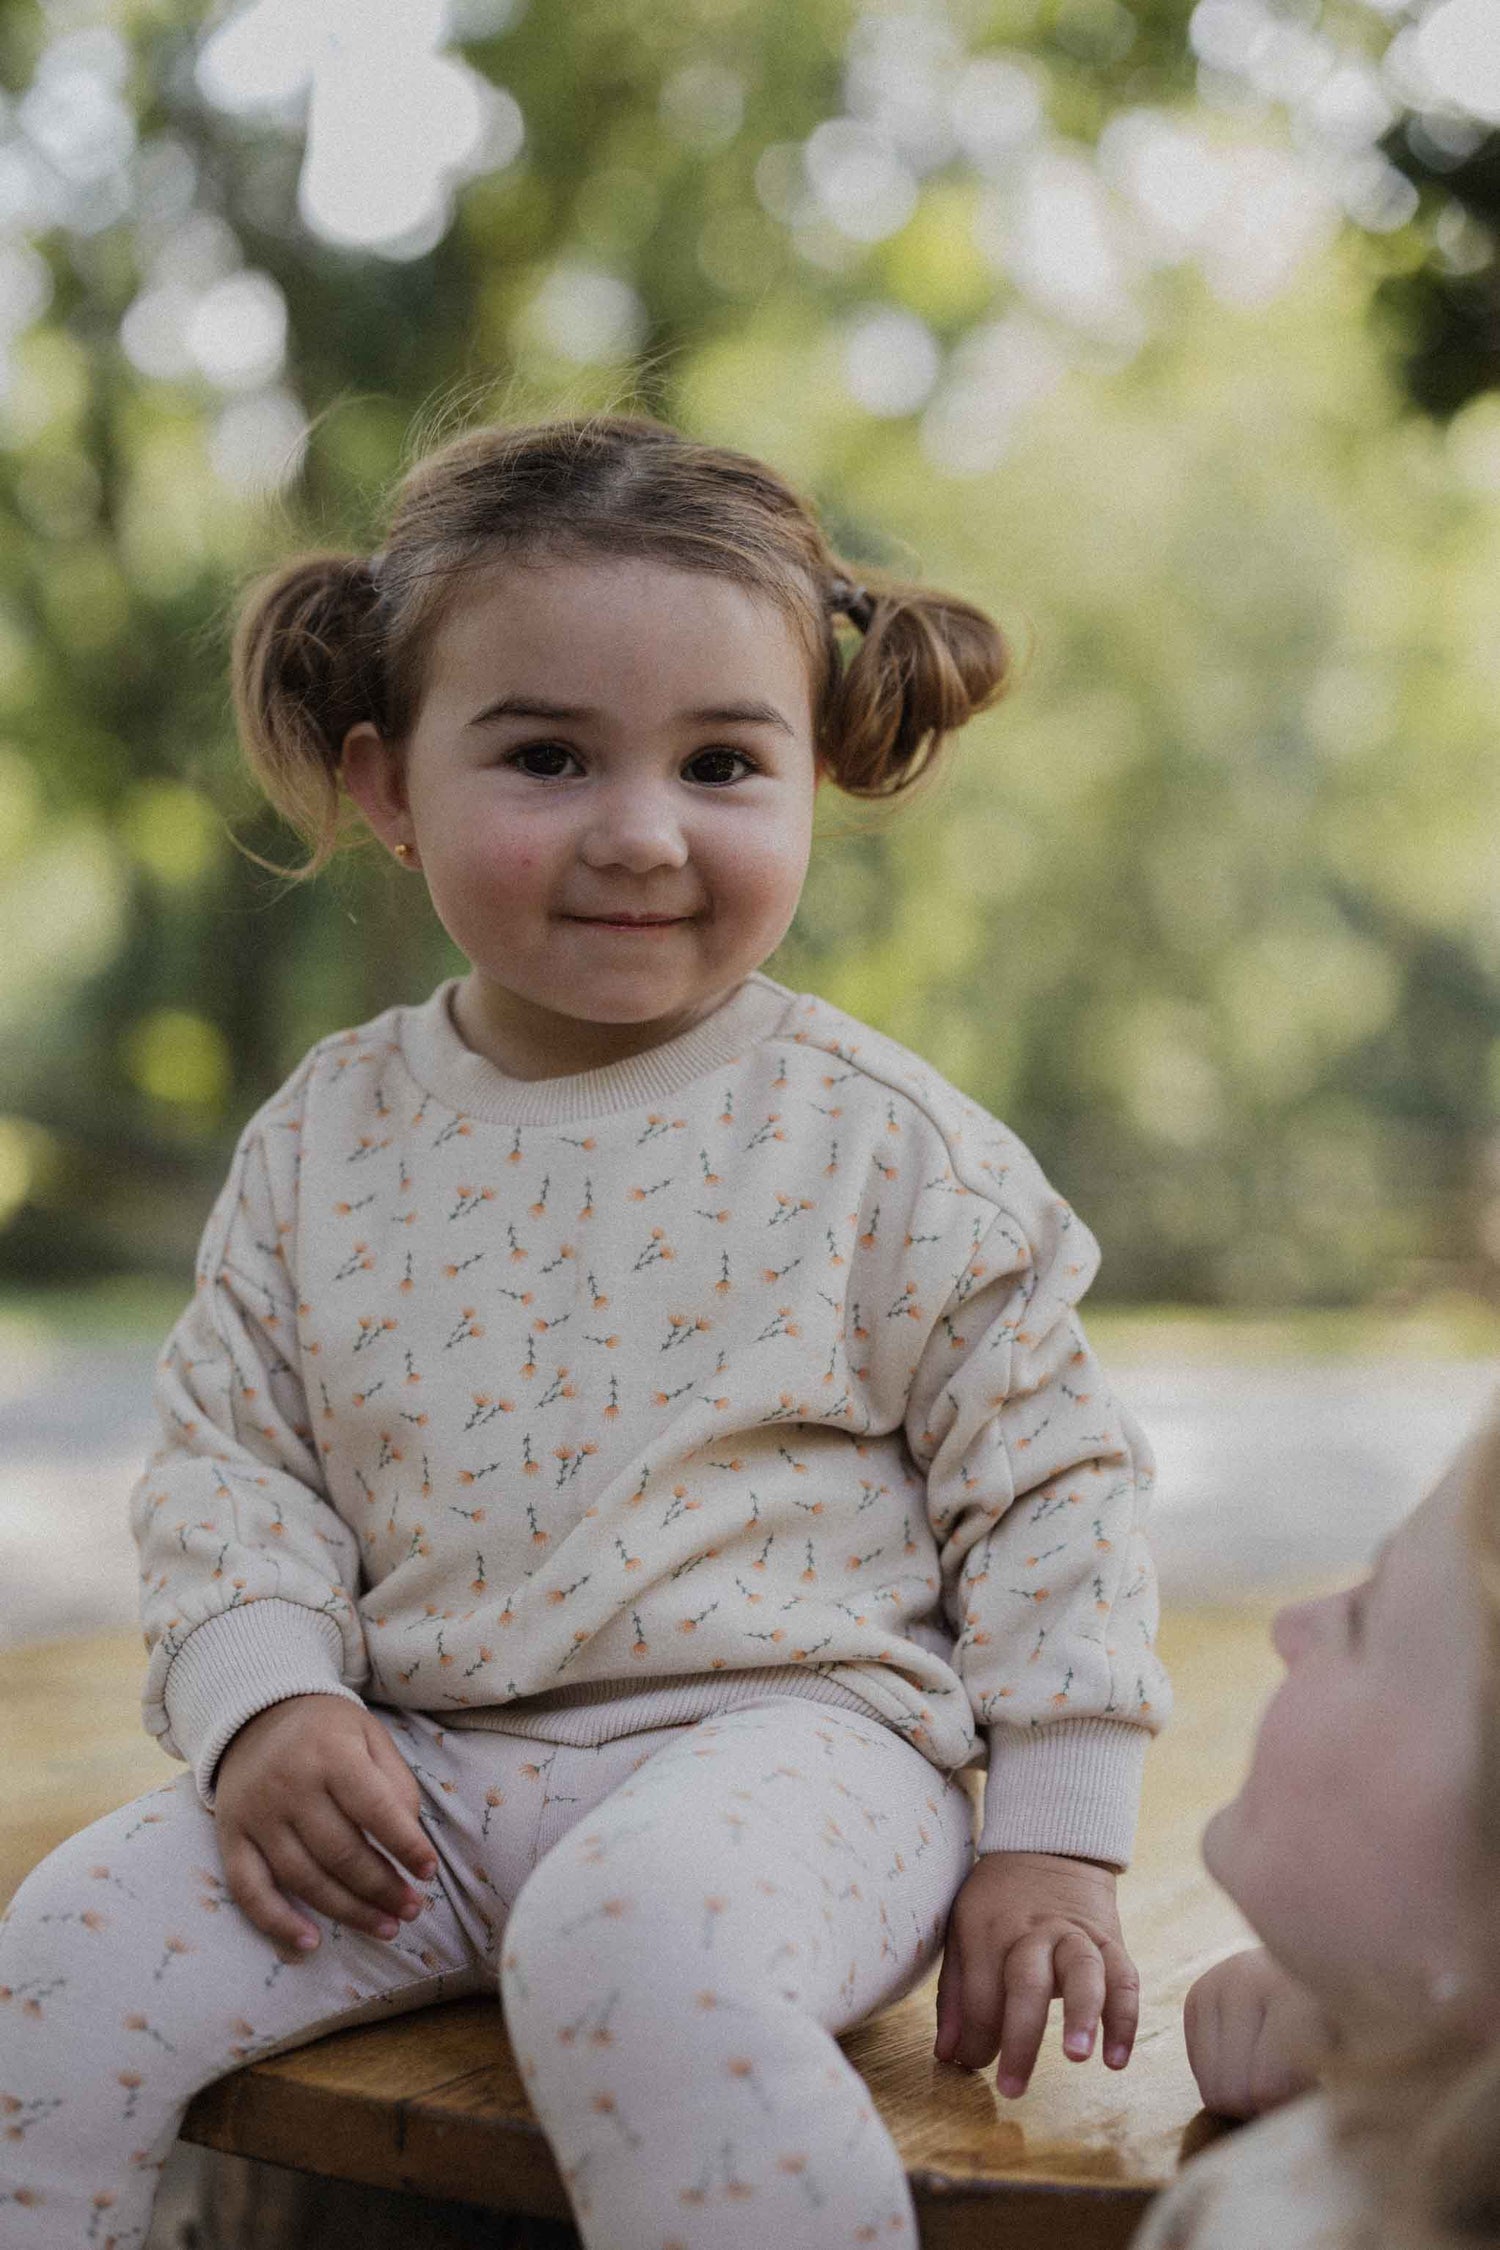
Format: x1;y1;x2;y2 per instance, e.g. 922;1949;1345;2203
3;1608;1273;2247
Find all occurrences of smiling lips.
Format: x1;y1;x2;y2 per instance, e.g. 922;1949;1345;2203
571;914;688;928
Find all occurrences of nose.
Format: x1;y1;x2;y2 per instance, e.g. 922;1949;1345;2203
578;781;690;874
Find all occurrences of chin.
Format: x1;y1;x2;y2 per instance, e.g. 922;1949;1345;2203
524;981;676;1024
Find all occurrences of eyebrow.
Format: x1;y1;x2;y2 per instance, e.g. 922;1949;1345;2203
465;694;796;738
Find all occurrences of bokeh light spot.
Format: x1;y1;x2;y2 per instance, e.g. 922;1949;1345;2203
120;1009;232;1112
122;782;224;889
841;304;941;416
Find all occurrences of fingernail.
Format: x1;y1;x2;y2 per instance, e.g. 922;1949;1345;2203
1065;2031;1092;2059
400;1899;421;1919
998;2074;1026;2099
1106;2043;1129;2068
378;1918;400;1940
297;1931;319;1950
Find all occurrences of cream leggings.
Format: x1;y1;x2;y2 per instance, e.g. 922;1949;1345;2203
0;1694;975;2250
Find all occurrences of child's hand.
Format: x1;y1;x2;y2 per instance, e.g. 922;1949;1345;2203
933;1849;1137;2096
213;1695;439;1960
1183;1946;1329;2120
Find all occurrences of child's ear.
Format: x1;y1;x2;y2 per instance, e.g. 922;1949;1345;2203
340;720;414;853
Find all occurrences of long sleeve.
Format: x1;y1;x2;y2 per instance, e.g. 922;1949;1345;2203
904;1187;1169;1870
129;1111;369;1808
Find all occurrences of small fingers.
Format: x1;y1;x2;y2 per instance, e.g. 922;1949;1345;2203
336;1742;437;1886
1183;1978;1217;2101
299;1773;427;1917
1186;1983;1250;2116
314;1818;425;1926
272;1827;407;1944
221;1831;320;1958
997;1937;1057;2098
1056;1930;1107;2063
949;1926;1006;2071
1099;1941;1141;2070
1246;1999;1311;2116
934;1933;964;2063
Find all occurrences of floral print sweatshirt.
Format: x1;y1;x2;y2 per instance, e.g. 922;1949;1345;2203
130;970;1170;1867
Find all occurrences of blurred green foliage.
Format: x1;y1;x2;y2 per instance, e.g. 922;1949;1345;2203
2;0;1500;1309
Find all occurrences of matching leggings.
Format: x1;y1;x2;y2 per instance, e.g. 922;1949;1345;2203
0;1693;975;2249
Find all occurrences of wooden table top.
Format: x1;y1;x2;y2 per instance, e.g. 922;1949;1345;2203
2;1602;1279;2240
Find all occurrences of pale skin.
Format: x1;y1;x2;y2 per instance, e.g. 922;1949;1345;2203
1182;1453;1495;2117
215;1698;436;1963
216;552;1142;2081
1181;1944;1330;2121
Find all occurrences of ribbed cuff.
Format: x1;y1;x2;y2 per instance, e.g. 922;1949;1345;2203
162;1599;365;1810
977;1718;1148;1871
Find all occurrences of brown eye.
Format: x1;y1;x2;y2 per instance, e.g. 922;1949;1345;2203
507;742;576;776
687;748;757;786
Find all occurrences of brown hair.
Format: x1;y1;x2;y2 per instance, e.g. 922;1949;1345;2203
228;411;1012;881
1320;1417;1500;2248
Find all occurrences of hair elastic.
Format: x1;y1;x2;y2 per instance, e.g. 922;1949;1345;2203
828;575;876;632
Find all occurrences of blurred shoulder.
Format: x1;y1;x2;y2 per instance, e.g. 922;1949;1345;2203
1135;2095;1373;2250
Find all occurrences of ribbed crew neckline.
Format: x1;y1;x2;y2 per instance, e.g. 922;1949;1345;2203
398;971;803;1125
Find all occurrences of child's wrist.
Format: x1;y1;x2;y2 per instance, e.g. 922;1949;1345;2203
982;1847;1116;1874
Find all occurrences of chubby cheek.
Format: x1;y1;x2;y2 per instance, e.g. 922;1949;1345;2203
713;822;811;927
446;829;549;917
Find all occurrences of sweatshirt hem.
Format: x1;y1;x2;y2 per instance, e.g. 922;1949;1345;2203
431;1664;893;1746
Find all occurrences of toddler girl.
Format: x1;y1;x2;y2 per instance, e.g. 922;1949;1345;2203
0;412;1170;2249
1134;1424;1500;2250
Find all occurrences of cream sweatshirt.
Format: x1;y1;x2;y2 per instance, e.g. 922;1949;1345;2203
130;970;1170;1866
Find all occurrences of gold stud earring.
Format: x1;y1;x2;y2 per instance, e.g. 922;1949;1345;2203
393;842;413;861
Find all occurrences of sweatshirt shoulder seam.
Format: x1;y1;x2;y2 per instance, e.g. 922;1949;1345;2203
781;999;1037;1231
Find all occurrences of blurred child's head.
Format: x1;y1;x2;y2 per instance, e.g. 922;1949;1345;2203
1204;1421;1500;2243
228;413;1009;1062
1203;1448;1495;2028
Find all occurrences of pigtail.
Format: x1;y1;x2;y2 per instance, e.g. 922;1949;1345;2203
219;415;1019;880
821;574;1012;800
228;551;384;881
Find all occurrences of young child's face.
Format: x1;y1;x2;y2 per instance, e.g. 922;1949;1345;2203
1202;1461;1490;2029
342;555;824;1073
